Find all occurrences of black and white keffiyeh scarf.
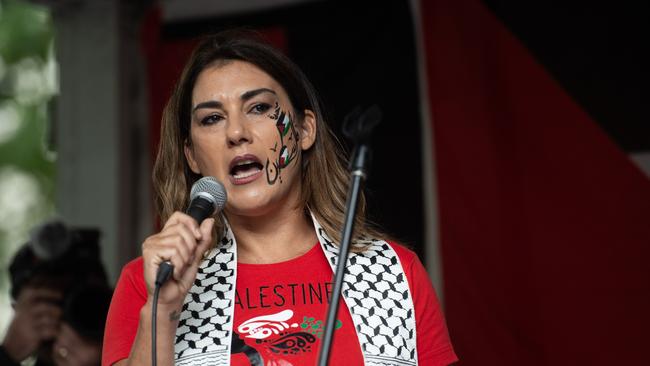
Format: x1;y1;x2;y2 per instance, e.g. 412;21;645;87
173;215;418;366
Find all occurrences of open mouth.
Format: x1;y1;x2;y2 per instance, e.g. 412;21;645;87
229;155;263;180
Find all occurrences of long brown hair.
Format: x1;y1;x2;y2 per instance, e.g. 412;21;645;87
152;30;384;248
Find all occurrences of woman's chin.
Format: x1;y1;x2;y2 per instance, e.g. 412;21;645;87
225;198;278;218
223;182;302;219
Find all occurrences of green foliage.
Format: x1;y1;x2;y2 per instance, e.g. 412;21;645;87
0;0;53;63
0;0;56;292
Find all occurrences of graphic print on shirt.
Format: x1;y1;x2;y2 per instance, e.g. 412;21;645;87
230;279;344;365
238;310;299;340
231;309;343;365
265;102;299;185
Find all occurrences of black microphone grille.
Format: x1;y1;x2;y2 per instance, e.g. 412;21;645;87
189;177;227;211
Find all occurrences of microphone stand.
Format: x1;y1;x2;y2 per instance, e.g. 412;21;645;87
317;106;381;366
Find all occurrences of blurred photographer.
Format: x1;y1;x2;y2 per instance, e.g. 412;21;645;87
52;284;113;366
0;220;111;366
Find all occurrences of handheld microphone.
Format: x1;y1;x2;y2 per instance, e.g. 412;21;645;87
152;177;225;366
154;176;227;286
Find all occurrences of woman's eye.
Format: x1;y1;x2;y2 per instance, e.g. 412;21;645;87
200;114;223;125
250;103;271;114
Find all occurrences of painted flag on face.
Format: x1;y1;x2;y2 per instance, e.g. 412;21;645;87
276;113;291;137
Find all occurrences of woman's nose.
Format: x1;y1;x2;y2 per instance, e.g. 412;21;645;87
226;114;252;146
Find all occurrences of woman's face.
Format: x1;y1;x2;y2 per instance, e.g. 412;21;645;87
185;60;316;217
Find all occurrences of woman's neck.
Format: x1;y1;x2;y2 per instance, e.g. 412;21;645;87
225;204;317;264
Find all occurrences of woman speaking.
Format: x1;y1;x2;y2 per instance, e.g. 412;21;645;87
102;30;457;366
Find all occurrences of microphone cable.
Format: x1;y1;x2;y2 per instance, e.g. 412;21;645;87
152;262;173;366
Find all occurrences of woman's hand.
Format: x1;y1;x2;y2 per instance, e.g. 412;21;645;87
141;212;215;309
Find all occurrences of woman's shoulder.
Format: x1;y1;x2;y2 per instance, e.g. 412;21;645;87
118;256;145;283
112;256;147;299
123;256;144;272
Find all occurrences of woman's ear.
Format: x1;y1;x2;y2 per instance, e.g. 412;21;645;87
184;141;201;174
300;109;317;150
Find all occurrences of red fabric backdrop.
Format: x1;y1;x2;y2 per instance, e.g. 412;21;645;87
420;0;650;364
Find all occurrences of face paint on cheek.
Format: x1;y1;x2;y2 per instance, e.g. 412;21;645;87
276;113;292;137
265;106;299;185
278;146;290;168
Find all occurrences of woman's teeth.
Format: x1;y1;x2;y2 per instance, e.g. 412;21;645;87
233;167;261;179
231;161;262;179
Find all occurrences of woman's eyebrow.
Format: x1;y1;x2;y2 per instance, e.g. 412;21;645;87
193;100;223;114
192;88;276;113
241;88;276;101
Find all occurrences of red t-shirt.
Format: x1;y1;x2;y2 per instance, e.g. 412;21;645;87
102;242;457;365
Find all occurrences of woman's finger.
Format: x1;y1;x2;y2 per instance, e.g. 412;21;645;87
180;218;215;288
145;238;191;279
197;218;215;259
159;223;198;261
162;211;201;239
